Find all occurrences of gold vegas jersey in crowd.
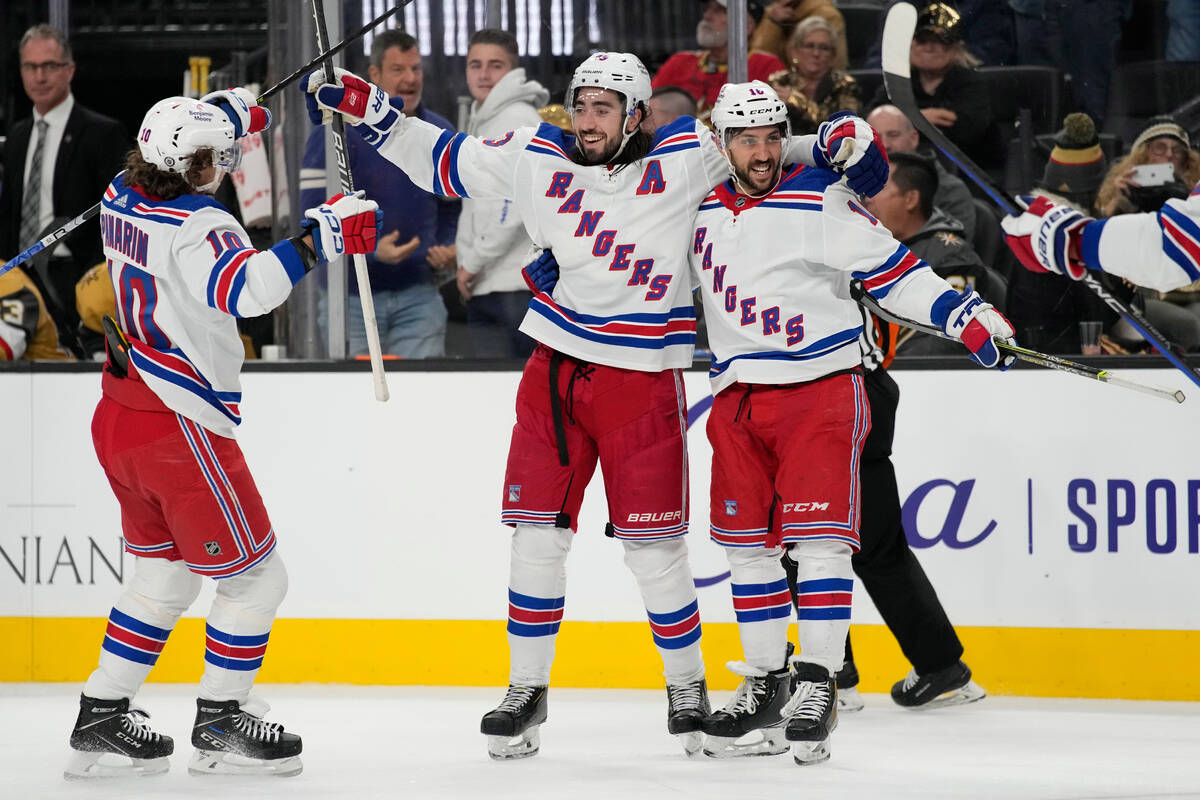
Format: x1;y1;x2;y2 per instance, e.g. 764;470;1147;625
0;265;71;361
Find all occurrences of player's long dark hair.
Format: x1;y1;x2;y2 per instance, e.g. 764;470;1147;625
122;147;215;200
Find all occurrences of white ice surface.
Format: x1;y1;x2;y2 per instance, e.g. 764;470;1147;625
7;684;1200;800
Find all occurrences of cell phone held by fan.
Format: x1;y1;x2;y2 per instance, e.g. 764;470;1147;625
1129;163;1175;187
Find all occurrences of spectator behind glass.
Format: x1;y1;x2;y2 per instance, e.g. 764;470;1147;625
300;30;459;358
646;86;698;131
1095;117;1200;352
864;151;1000;356
866;104;975;240
1005;113;1117;353
454;29;548;359
1009;0;1130;126
862;1;1016;69
751;0;848;70
1097;117;1200;218
651;0;785;122
768;16;860;135
0;24;128;357
867;3;997;170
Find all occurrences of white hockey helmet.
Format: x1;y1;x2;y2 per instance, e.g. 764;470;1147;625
711;80;791;151
565;52;652;159
137;97;242;176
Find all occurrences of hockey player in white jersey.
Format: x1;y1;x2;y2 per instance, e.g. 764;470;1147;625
690;82;1015;765
1002;182;1200;292
65;91;381;779
304;53;889;760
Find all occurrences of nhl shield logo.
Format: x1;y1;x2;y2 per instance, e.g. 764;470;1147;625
508;485;521;502
204;541;222;556
724;500;738;516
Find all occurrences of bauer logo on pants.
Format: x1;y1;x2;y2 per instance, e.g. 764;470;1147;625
204;541;222;556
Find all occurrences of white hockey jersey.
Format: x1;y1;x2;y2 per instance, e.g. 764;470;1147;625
690;164;963;395
1079;181;1200;292
99;175;309;437
368;114;819;371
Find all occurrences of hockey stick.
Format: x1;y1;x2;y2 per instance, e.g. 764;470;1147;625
879;1;1200;392
0;1;412;282
313;0;390;402
850;280;1186;403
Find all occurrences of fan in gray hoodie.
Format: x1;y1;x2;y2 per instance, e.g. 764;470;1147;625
455;33;550;358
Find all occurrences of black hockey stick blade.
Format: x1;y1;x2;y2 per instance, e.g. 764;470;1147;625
850;280;1185;403
879;1;1200;390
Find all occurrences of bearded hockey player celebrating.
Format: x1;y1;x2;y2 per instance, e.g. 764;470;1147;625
690;82;1015;765
304;53;888;760
65;90;380;779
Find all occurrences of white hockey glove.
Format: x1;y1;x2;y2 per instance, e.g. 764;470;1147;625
933;289;1017;370
300;191;383;263
200;87;271;137
1001;194;1093;280
303;68;401;145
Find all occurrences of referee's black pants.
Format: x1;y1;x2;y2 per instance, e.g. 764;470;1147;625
783;367;964;676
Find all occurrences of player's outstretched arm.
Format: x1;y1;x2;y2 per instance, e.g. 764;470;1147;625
303;68;526;201
1002;190;1200;293
176;192;381;318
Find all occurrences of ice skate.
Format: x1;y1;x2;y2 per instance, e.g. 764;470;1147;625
666;679;710;758
783;662;838;765
892;660;986;710
64;695;173;780
836;660;864;713
701;661;792;758
189;697;302;777
481;685;548;760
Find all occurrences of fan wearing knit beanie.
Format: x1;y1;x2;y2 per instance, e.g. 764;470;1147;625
1098;115;1200;217
1036;112;1107;213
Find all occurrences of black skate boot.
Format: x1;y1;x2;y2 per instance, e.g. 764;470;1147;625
891;659;986;709
783;662;838;765
65;695;173;780
189;698;303;777
701;662;793;758
836;660;864;712
666;679;710;758
481;685;548;760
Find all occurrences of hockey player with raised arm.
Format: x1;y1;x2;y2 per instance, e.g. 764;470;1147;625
690;82;1015;765
1002;180;1200;292
65;91;381;779
304;53;889;761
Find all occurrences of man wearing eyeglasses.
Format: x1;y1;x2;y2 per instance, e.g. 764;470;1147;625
0;24;128;357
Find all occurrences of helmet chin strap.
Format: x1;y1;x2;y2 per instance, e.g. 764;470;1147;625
194;166;226;195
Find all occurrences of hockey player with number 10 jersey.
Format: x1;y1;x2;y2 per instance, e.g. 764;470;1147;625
690;82;1015;766
304;53;890;760
65;89;381;780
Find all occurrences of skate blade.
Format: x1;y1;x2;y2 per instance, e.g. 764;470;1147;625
486;728;540;761
791;738;831;766
702;728;789;759
187;749;303;777
911;681;986;711
676;731;705;759
63;749;169;780
837;687;865;713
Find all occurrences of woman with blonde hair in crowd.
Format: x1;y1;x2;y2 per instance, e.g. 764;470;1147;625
869;2;995;167
769;16;860;134
1097;116;1200;218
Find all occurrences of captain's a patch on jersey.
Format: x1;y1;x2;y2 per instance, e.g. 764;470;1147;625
847;199;877;225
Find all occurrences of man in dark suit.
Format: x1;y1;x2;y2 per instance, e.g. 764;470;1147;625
0;24;129;355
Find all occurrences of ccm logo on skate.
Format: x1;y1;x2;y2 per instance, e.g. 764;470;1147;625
626;510;683;523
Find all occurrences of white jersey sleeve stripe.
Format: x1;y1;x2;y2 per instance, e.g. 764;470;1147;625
853;245;925;298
